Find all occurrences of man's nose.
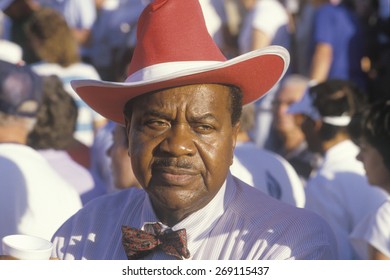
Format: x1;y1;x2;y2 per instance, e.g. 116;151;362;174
159;124;196;156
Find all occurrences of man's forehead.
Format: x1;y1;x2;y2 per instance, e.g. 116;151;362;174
133;84;231;104
122;84;234;121
279;87;304;100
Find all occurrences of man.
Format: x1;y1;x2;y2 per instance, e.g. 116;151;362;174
0;60;82;249
288;79;388;259
266;74;318;182
51;0;337;260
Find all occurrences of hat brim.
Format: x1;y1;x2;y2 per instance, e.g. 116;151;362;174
71;46;289;125
287;88;320;119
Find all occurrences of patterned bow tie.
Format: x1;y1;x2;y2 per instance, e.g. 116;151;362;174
121;223;190;260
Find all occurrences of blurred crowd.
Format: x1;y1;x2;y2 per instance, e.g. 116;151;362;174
0;0;389;260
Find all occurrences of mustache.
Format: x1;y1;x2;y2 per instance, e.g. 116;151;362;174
152;158;194;169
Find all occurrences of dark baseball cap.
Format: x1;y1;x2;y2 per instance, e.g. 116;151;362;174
0;59;43;117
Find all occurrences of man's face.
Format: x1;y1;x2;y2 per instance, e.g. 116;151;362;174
272;83;306;134
125;84;239;224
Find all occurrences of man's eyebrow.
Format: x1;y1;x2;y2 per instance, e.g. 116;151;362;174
144;110;218;122
188;113;218;122
143;109;171;119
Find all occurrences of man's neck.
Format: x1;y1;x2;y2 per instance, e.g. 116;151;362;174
0;127;28;144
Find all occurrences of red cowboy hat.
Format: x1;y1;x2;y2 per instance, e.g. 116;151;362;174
71;0;290;124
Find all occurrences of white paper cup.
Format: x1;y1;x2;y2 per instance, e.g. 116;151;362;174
2;234;53;260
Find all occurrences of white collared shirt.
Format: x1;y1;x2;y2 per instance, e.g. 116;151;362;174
350;198;390;259
52;173;337;259
304;140;389;259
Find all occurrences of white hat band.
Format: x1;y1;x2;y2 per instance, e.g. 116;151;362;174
125;61;220;84
322;115;351;126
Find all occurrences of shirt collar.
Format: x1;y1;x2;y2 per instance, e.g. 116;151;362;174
140;172;236;257
324;139;358;162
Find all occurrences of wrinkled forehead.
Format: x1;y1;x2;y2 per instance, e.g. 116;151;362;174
125;84;232;116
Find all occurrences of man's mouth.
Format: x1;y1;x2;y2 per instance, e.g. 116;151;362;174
152;167;198;186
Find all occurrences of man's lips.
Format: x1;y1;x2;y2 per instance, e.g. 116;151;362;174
152;167;198;185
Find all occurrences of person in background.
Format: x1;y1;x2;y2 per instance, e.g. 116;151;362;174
0;0;41;64
282;0;316;76
213;0;246;59
50;0;337;260
90;0;149;82
27;75;103;205
0;60;82;249
107;124;141;190
35;0;97;62
25;7;106;149
309;0;368;90
267;74;318;182
238;0;290;54
350;100;390;260
230;103;305;207
238;0;291;149
288;79;388;259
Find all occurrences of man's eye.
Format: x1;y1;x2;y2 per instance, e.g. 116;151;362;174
145;120;169;129
194;124;214;133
